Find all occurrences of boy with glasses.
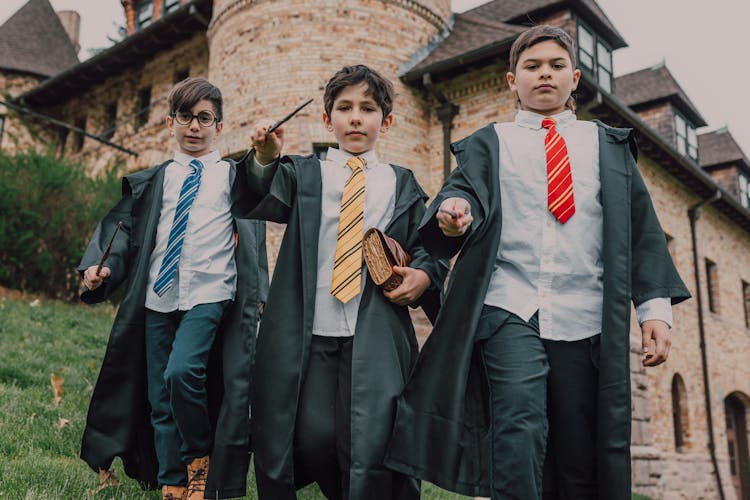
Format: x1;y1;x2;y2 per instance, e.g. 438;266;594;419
79;77;268;500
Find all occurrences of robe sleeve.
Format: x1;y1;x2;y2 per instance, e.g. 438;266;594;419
231;150;297;223
403;173;450;322
628;135;691;306
77;178;134;304
418;137;487;260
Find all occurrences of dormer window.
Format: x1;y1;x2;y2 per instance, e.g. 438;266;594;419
577;21;613;93
136;0;154;30
674;111;698;161
740;174;749;209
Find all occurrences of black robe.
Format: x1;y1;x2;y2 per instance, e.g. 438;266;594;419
384;122;691;498
231;153;448;500
78;160;269;499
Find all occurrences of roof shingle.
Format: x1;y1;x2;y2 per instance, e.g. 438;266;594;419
614;63;706;127
404;14;525;79
0;0;79;78
698;128;750;168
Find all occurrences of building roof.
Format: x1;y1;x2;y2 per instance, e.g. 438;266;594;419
403;0;626;83
403;14;525;81
614;62;706;127
698;128;750;169
468;0;625;47
17;0;212;107
580;75;750;234
0;0;79;78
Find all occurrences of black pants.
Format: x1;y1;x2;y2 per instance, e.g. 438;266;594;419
256;335;353;500
478;305;600;500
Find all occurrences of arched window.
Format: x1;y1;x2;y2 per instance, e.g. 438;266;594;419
671;374;690;452
725;392;750;500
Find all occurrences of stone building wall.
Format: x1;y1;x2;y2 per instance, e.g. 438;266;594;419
629;153;750;499
0;71;47;153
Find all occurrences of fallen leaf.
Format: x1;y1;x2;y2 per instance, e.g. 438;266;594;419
57;418;70;429
29;298;40;307
50;373;64;406
89;468;120;495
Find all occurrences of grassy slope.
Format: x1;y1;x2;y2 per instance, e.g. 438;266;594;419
0;293;466;499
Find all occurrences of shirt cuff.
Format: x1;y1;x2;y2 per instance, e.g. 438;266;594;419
635;297;672;328
252;156;276;169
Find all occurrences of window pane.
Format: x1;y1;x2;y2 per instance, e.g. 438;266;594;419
675;113;686;138
579;51;594;70
597;42;612;70
598;68;612;92
164;0;180;13
677;139;686;155
578;25;594;53
137;1;153;28
689;145;698;160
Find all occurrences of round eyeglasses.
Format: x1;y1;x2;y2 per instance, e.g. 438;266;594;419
172;110;218;127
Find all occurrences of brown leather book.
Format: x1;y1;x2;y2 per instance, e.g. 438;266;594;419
362;228;411;291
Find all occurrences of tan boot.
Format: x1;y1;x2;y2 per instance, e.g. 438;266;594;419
162;484;186;500
185;455;210;500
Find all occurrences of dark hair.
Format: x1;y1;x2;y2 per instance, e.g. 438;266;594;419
168;77;223;122
508;25;577;112
323;65;395;121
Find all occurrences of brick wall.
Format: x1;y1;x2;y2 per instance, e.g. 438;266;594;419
629;153;750;499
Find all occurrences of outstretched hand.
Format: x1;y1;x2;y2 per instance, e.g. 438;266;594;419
383;267;430;306
437;197;473;237
251;119;284;165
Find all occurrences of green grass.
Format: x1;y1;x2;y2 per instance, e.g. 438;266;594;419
0;293;467;499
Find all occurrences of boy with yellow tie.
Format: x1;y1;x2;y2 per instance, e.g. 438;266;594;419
232;65;447;499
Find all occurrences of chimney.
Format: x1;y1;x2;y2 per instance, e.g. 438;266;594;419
57;10;81;54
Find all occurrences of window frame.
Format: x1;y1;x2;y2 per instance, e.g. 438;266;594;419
136;0;154;30
674;109;698;161
739;174;749;209
136;86;151;129
705;258;719;314
163;0;181;15
576;20;613;93
102;102;117;140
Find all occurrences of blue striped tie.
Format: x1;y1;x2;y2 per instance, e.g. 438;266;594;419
153;159;204;296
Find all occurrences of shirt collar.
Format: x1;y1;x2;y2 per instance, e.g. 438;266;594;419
173;150;221;168
514;109;575;130
326;147;379;170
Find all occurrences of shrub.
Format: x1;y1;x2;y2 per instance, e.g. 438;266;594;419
0;149;121;299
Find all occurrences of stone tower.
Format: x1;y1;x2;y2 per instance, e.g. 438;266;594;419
206;0;451;187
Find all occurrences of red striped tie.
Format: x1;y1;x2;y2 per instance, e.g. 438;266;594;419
542;117;575;223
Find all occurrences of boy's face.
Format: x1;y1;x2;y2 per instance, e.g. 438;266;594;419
506;39;581;116
166;99;223;158
323;82;393;155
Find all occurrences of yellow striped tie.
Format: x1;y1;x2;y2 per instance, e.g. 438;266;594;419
331;156;366;303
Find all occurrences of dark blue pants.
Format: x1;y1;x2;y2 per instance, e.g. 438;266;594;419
478;305;600;500
145;301;228;486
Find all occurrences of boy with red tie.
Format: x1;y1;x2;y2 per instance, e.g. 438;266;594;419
385;25;690;500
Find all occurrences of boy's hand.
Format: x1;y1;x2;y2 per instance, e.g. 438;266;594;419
383;267;430;306
82;265;111;291
641;319;671;367
251;119;284;165
437;197;472;237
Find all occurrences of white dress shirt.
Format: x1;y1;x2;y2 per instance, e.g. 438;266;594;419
483;110;671;340
312;148;396;337
256;148;397;336
145;150;237;312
